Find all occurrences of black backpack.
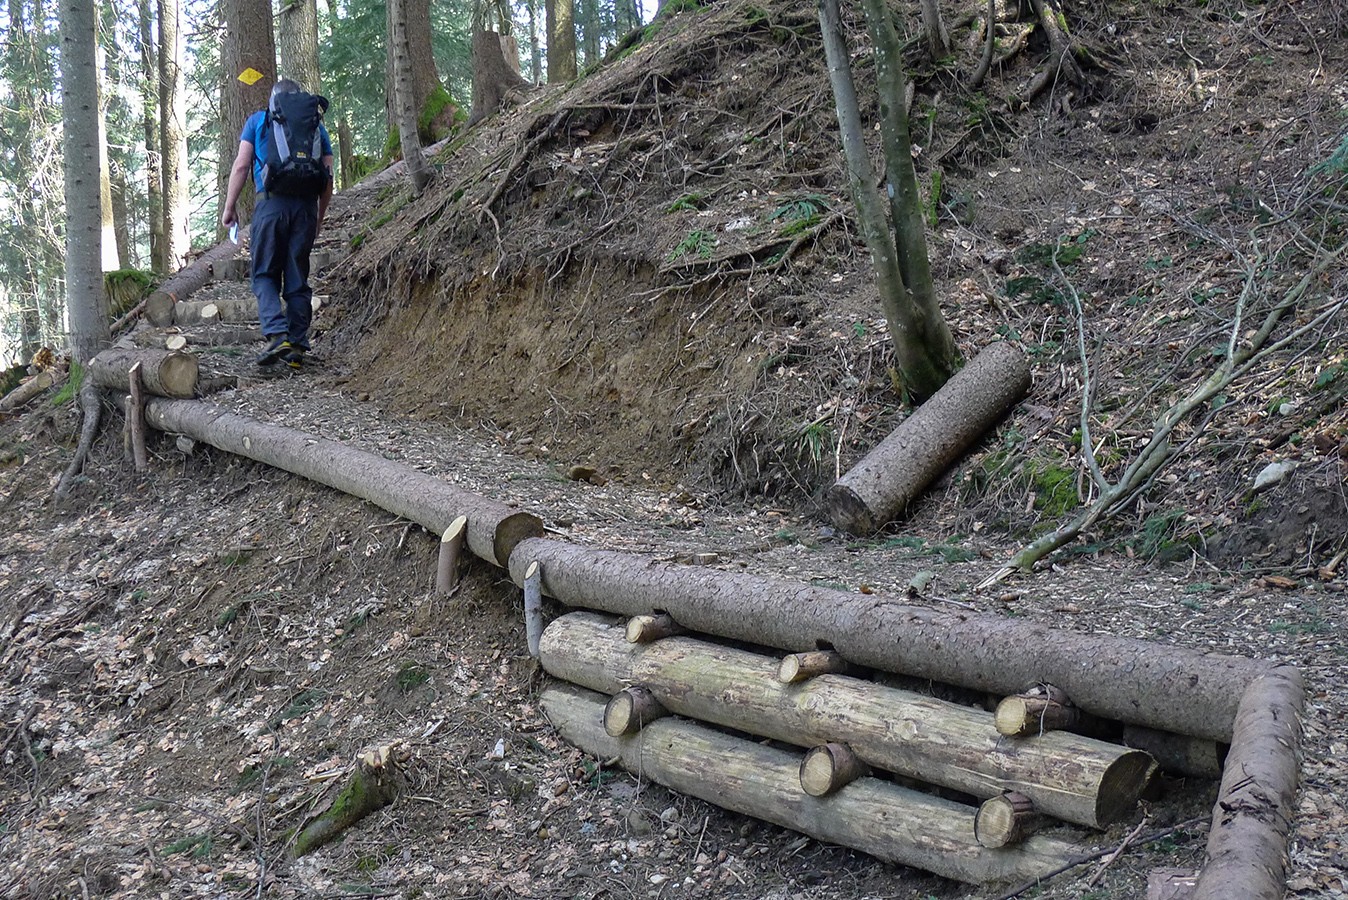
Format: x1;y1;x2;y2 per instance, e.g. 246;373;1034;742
261;91;330;197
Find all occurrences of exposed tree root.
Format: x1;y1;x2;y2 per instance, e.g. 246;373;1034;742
54;380;103;502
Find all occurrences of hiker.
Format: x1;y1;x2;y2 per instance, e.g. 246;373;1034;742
221;78;334;369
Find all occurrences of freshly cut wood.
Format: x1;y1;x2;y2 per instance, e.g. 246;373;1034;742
540;612;1155;828
0;370;61;413
1193;666;1304;900
625;613;686;644
145;239;241;325
143;398;543;566
88;348;198;399
509;538;1268;741
799;742;869;797
996;686;1080;736
542;683;1086;885
778;650;852;683
825;342;1031;534
128;362;148;471
1123;725;1227;779
604;686;670;736
292;745;399;857
435;515;467;595
975;792;1039;848
164;335;188;351
165;296;257;327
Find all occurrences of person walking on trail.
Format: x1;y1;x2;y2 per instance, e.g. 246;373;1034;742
220;78;334;370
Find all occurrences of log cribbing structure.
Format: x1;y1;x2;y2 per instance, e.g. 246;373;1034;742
145;239;243;326
825;342;1032;534
155;296;260;327
542;683;1087;886
141;398;544;566
508;539;1266;742
539;612;1155;828
88;347;199;399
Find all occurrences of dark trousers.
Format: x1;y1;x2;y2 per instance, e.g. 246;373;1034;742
250;194;318;350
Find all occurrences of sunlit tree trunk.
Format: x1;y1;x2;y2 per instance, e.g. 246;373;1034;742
525;0;542;83
383;0;448;144
546;0;577;82
96;43;121;270
218;0;276;233
277;0;321;91
158;0;189;271
137;0;163;272
60;0;111;363
388;0;432;193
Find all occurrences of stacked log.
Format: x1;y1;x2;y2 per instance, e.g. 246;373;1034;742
145;239;242;326
88;348;199;399
539;612;1155;829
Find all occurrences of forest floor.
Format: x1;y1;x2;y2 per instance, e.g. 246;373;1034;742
4;0;1348;898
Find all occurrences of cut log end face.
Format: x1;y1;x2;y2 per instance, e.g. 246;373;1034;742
159;353;200;399
1094;750;1158;827
603;686;669;737
975;792;1037;848
822;483;877;536
995;695;1078;737
491;511;547;567
799;742;868;797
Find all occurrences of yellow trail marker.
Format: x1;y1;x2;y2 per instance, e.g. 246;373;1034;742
238;67;263;85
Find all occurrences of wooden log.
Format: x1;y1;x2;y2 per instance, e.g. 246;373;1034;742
168;296;256;327
625;612;686;644
292;745;399;857
435;515;467;595
142;398;544;567
603;686;670;736
128;362;148;472
975;792;1039;848
88;348;198;399
799;742;869;797
144;239;240;325
0;370;61;413
524;560;544;658
825;342;1031;534
996;685;1080;736
508;538;1268;741
1123;725;1228;779
778;650;852;683
541;683;1086;885
1192;666;1304;900
539;612;1155;828
164;334;189;352
211;257;250;281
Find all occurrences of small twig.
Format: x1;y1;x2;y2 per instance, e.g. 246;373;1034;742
1086;816;1149;887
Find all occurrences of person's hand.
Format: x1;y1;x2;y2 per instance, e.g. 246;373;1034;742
221;206;237;228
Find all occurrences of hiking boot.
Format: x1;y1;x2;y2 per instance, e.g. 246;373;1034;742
283;347;305;370
256;336;293;366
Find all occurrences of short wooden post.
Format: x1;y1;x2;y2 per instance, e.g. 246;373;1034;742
625;613;687;644
778;650;851;684
995;684;1080;736
799;742;870;797
435;515;467;595
523;560;543;658
128;361;148;472
603;686;670;736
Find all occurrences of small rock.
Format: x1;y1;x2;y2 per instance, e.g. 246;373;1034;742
1253;460;1296;492
627;809;654;835
659;806;678;823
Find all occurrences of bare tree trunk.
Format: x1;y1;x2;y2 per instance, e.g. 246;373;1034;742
389;0;433;194
96;52;121;271
137;0;163;273
158;0;189;272
468;30;531;126
546;0;577;82
337;114;354;189
110;161;132;267
917;0;950;60
384;0;450;145
577;0;599;67
525;0;542;83
277;0;321;91
218;0;276;233
60;0;111;364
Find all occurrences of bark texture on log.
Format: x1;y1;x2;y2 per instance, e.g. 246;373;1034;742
167;296;258;326
292;747;399;857
510;540;1267;741
88;348;199;399
542;683;1086;885
143;398;543;566
0;370;60;413
825;342;1031;534
975;791;1038;848
540;612;1154;828
1123;725;1228;779
1193;666;1303;900
145;239;242;325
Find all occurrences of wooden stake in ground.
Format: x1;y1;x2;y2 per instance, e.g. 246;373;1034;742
128;361;148;472
435;515;467;595
542;683;1086;885
603;686;670;737
523;560;543;658
799;742;869;797
292;745;400;857
975;792;1039;848
88;348;198;399
825;342;1031;534
540;612;1155;828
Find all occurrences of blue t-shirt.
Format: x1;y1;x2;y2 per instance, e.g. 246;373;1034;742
241;109;334;192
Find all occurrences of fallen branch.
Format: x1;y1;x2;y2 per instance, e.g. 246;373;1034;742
292;745;400;857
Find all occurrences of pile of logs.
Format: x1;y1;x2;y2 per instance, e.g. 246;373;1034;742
539;610;1164;885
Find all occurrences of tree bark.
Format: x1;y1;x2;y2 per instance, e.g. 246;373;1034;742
157;0;189;272
144;239;244;325
142;398;544;566
546;0;577;83
975;792;1039;848
468;30;531;126
826;342;1031;534
60;0;111;364
388;0;433;194
292;746;399;857
337;114;355;189
88;347;199;398
137;0;163;273
1192;666;1304;900
509;540;1271;742
219;0;276;233
96;62;121;271
1123;725;1228;780
540;612;1155;828
0;370;62;414
276;0;321;91
542;683;1086;885
525;0;543;83
917;0;951;61
383;0;449;145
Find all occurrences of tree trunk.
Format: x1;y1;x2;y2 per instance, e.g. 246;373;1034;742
337;114;355;189
143;238;243;325
509;539;1271;742
158;0;189;272
383;0;449;145
525;0;543;83
389;0;433;194
219;0;276;233
88;347;199;398
137;0;163;273
542;683;1087;885
577;0;599;67
546;0;577;82
292;746;399;857
110;160;132;267
1192;666;1304;900
541;612;1154;828
60;0;111;364
276;0;321;91
917;0;950;60
142;398;544;566
825;342;1031;534
96;60;121;271
468;30;531;126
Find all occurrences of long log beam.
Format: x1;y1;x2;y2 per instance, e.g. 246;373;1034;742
509;539;1269;741
542;683;1089;885
142;398;543;567
541;612;1154;828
